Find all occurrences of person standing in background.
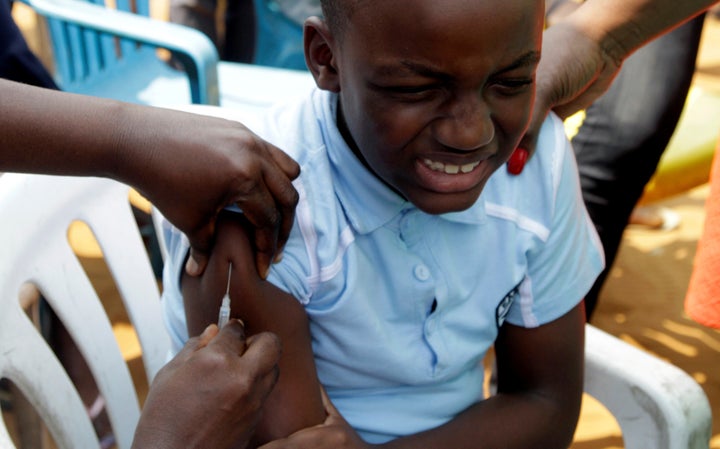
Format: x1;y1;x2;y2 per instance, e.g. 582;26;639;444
546;1;706;320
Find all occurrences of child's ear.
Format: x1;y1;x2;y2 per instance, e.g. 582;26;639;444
304;17;340;93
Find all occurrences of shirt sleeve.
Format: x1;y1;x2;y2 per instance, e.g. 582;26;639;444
505;115;605;328
159;219;192;355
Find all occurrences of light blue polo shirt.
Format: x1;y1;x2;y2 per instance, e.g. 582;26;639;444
161;88;604;444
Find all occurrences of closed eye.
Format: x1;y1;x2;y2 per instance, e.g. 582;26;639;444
491;78;534;96
376;83;444;101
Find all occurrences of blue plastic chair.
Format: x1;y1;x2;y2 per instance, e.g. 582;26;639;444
19;0;316;107
20;0;220;105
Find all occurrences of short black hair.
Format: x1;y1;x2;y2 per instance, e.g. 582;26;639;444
319;0;362;39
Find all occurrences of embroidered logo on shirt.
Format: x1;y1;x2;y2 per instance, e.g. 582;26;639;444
496;280;522;328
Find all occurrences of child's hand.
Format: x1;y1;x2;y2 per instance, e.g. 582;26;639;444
258;387;376;449
132;320;281;449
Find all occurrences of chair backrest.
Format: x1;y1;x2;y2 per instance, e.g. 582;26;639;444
0;174;169;449
45;0;153;91
20;0;220;105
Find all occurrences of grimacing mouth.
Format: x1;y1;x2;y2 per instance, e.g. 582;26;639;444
422;158;482;174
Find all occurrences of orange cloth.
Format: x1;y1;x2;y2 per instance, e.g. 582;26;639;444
685;135;720;328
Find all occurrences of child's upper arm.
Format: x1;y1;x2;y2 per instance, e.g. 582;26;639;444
181;211;325;446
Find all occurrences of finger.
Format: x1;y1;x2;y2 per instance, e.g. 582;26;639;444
242;331;282;374
318;385;339;416
254;226;278;280
235;184;281;279
171;324;218;364
509;74;554;175
208;319;248;355
262;160;299;263
506;147;529;175
197;323;220;348
256;427;322;449
262;142;300;261
185;222;216;276
186;247;210;277
266;143;301;180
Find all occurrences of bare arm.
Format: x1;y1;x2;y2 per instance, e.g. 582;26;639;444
0;78;299;276
513;0;718;173
568;0;716;62
543;0;715;118
181;212;325;447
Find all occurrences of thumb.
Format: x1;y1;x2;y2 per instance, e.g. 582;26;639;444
319;385;339;417
174;324;219;363
197;323;220;348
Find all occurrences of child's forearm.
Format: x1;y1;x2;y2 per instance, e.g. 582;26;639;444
379;393;577;449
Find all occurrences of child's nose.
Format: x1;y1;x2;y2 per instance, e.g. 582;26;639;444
432;93;494;151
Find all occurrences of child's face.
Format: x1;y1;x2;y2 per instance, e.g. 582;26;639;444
319;0;543;214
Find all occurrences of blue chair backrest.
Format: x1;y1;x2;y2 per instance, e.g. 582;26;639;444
253;0;307;70
46;0;156;92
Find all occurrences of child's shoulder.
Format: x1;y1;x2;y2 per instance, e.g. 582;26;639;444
253;88;330;164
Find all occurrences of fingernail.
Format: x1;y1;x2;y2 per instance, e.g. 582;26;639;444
202;323;218;336
185;257;200;276
507;147;529;175
261;265;270;280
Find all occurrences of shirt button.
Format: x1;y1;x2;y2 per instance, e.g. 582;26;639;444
414;264;430;281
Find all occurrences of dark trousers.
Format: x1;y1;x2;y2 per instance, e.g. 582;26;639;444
0;0;58;88
574;16;706;319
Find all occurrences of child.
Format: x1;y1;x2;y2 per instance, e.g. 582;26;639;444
161;0;604;447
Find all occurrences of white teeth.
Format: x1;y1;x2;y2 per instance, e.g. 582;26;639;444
423;159;480;175
444;164;459;174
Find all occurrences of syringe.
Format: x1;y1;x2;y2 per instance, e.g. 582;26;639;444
217;263;232;328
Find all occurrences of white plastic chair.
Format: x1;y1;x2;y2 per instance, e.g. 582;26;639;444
0;177;711;448
0;174;169;449
584;324;712;448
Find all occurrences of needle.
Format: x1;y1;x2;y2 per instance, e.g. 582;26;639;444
217;263;232;328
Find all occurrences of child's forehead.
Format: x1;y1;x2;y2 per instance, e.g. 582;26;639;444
348;0;537;19
343;0;542;54
343;0;541;39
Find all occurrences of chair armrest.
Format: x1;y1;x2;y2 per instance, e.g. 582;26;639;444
19;0;220;105
584;324;712;449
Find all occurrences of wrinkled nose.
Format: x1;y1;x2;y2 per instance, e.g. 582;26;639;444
433;93;494;151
